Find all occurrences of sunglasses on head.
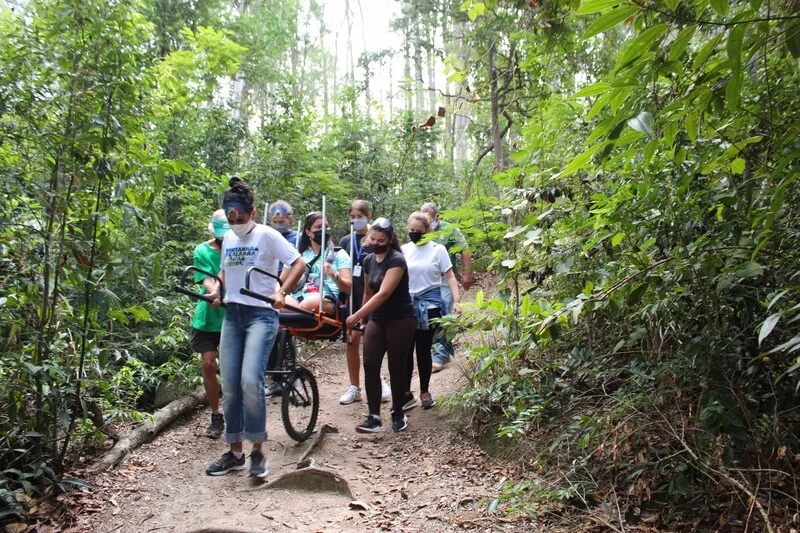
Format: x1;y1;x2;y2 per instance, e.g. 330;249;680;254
223;202;250;220
373;217;392;229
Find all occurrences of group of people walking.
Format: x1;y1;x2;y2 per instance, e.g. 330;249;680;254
188;177;472;478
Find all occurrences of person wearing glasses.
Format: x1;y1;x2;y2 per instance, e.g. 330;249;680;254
204;177;307;479
345;218;416;433
401;211;461;411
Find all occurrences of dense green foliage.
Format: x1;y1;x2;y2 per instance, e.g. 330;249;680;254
443;0;800;528
0;0;798;528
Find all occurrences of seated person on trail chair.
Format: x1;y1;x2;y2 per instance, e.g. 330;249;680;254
280;211;352;316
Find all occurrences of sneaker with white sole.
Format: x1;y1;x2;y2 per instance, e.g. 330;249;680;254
402;393;417;411
391;411;408;432
339;385;362;405
265;380;282;397
206;451;246;476
356;414;384;433
431;356;450;373
381;378;391;403
248;449;269;478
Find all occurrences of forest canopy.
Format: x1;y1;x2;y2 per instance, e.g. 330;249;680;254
1;0;799;529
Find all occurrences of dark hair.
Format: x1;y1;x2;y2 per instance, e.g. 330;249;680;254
369;219;401;252
223;176;254;210
297;211;332;254
348;199;371;219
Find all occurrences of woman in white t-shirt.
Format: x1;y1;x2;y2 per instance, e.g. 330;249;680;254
400;211;461;410
204;177;306;480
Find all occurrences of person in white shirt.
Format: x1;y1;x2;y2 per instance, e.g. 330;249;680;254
400;212;461;410
204;177;306;480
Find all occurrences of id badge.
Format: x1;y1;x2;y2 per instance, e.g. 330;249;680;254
353;265;362;277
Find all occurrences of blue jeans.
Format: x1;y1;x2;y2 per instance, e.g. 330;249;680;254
433;282;455;363
219;303;279;444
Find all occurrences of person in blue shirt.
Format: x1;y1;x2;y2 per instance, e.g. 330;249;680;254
268;200;298;246
282;212;352;314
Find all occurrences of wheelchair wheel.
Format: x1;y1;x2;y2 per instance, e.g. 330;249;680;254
281;366;319;442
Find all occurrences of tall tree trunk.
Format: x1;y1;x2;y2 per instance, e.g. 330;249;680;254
426;27;436;115
388;54;394;120
414;24;424;118
345;0;355;115
332;31;339;110
489;37;504;169
403;31;412;113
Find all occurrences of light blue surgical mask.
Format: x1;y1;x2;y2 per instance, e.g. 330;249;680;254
351;218;368;232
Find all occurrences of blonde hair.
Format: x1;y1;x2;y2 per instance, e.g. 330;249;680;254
408;211;432;232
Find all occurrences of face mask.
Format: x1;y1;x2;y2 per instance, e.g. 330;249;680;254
408;231;423;244
271;221;289;232
430;220;439;230
312;230;331;245
214;237;223;247
351;218;368;232
372;243;389;254
230;220;255;238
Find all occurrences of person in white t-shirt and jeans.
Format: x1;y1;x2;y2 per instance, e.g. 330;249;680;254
400;211;461;410
204;177;307;480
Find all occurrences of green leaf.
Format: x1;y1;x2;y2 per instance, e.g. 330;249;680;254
627;282;648;305
627;111;653;137
731;158;746;174
710;0;728;16
617;24;670;70
581;6;639;40
734;261;764;278
576;0;627;15
669;27;697;61
571;81;613;99
468;2;486;21
785;22;800;58
557;142;606;177
693;34;722;70
758;313;781;346
685;111;699;143
611;232;625;246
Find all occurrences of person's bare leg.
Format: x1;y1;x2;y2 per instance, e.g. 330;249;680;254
346;332;361;387
202;350;220;412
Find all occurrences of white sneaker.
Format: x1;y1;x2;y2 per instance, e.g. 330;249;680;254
381;378;391;403
339;385;362;405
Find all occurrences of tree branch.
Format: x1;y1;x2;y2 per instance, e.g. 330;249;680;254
474;111;513;167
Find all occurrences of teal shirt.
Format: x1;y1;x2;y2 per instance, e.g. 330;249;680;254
288;248;352;301
191;241;225;332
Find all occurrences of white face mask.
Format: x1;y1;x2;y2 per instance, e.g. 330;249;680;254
430;220;439;230
351;218;368;231
230;220;255;238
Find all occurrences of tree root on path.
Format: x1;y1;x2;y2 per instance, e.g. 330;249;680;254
91;386;207;473
247;466;354;499
297;422;338;468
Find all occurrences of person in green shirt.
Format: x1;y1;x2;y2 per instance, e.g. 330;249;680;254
190;209;228;438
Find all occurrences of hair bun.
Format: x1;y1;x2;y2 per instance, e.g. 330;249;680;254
229;176;242;187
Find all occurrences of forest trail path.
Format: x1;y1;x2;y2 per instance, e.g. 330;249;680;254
78;283;528;532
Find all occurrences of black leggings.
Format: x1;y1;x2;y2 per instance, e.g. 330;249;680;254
363;317;416;416
406;308;441;395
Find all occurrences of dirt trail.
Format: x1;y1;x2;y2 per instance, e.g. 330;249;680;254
76;290;528;532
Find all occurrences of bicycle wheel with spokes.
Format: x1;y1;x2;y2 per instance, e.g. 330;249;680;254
281;366;319;442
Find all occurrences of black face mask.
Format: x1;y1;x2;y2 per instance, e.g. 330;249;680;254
372;243;389;254
408;231;423;244
312;230;331;245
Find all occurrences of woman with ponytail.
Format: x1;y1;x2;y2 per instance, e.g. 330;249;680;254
204;177;306;479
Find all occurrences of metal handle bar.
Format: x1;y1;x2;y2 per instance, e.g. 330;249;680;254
242;267;316;317
174;266;226;308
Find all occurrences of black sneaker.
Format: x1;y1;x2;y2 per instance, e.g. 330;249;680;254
205;412;224;439
265;380;282;397
248;448;269;478
356;415;384;433
402;393;417;412
391;411;408;432
206;451;245;476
